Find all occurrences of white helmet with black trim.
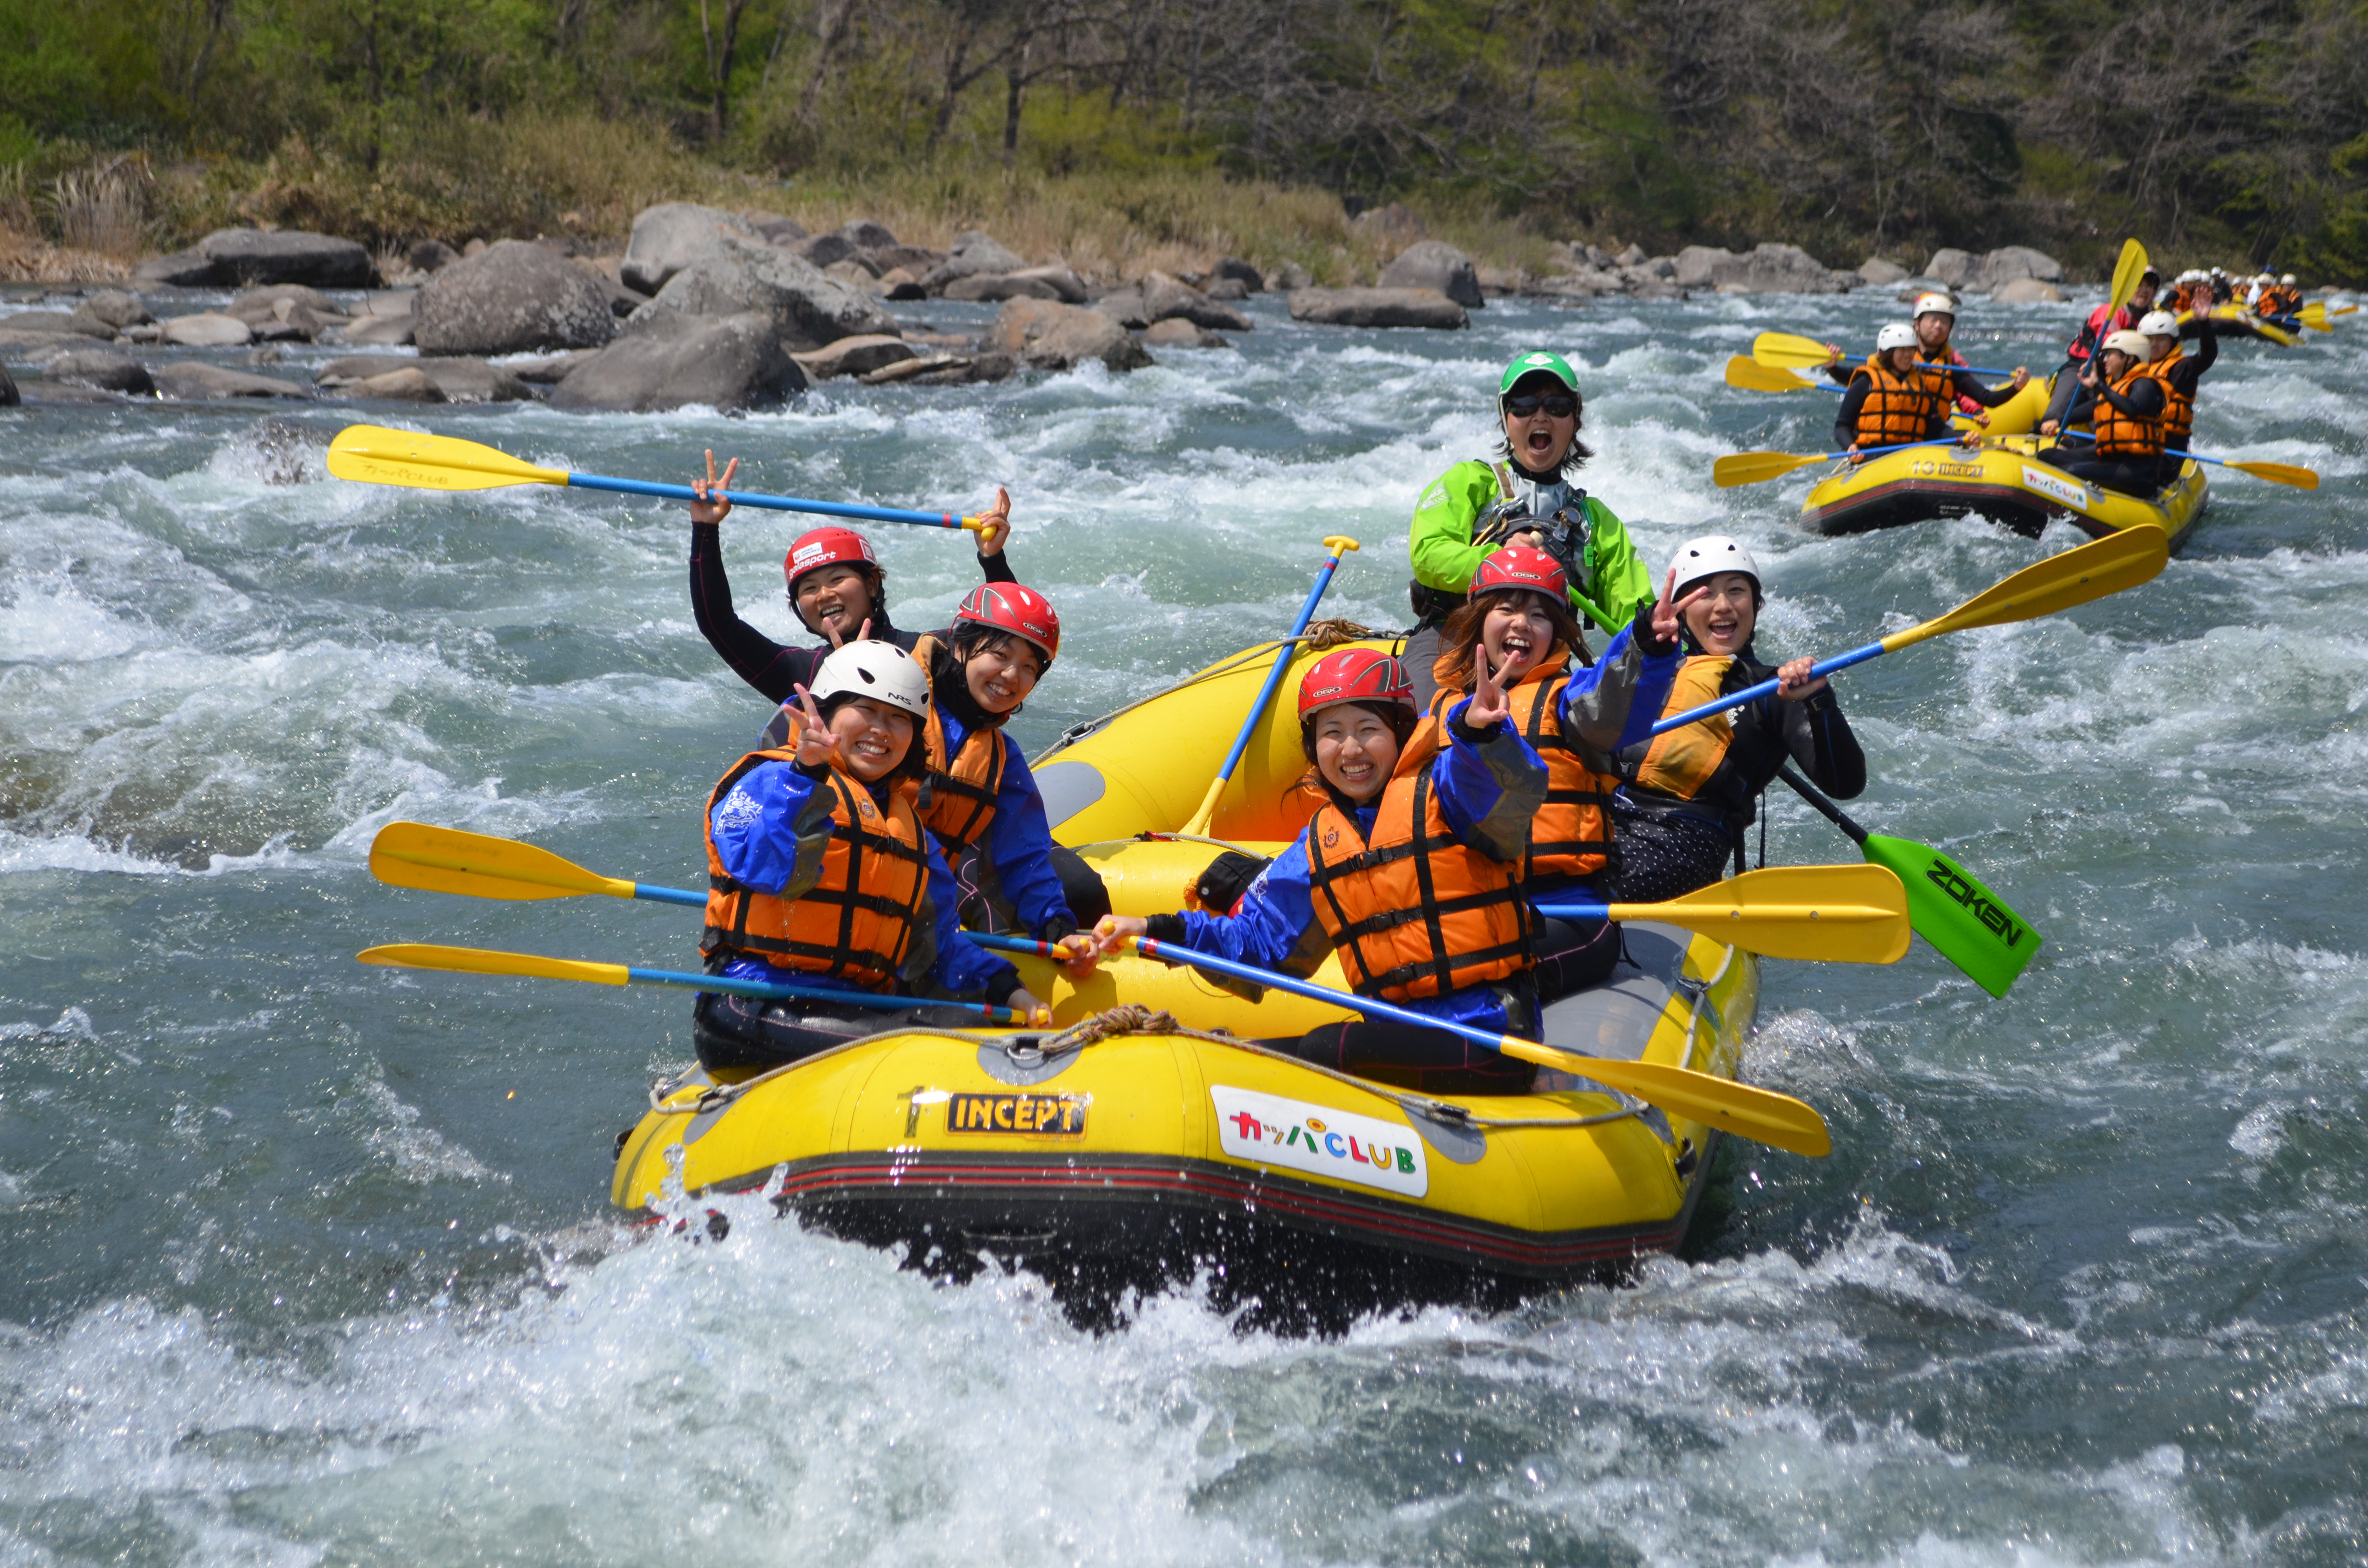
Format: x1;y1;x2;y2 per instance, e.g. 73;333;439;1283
809;640;929;719
1912;291;1957;318
1875;322;1918;352
1669;535;1761;601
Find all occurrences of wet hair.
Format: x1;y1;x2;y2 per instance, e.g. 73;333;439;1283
1430;587;1587;696
790;564;889;638
814;690;928;785
1491;370;1594;477
1297;698;1418;766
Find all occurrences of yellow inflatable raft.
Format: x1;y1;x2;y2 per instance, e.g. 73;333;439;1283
610;637;1773;1296
2182;305;2302;347
1802;434;2207;545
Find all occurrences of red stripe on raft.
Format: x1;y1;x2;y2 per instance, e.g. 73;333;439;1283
764;1156;1692;1270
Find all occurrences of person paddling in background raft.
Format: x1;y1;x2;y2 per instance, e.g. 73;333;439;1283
2034;330;2166;497
688;450;1111;938
695;641;1075;1071
1402;349;1656;709
1833;325;1987;460
1610;537;1865;903
1405;543;1696;999
1822;292;2029;428
2131;306;2215;487
2042;263;2161;430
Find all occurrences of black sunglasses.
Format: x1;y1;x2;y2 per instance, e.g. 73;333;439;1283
1504;392;1578;419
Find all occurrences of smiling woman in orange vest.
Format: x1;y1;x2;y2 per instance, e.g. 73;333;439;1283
696;640;1092;1070
2035;330;2167;497
1610;537;1865;904
1832;324;1988;459
1824;293;2030;425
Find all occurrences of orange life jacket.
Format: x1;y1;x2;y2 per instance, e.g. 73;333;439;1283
910;634;1008;849
1304;770;1530;1003
1851;359;1948;448
701;742;930;989
2140;348;2193;455
1624;655;1737;803
2092;362;2165;459
1403;664;1614;881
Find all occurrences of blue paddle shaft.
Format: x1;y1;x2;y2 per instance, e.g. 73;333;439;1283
1534;903;1612;922
1208;551;1349;787
630;884;707;908
628;963;1018;1020
565;472;973;529
1838;352;2018;378
2055;434;2226;468
1649;640;1888;735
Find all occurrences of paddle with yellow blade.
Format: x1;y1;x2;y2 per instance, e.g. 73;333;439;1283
2290;301;2357;331
1724;355;1832;394
1527;862;1912;965
1750;332;2020;380
1651;525;2169;737
1713;437;1968;489
370;821;707;907
357;943;1041;1023
2047;433;2319;489
327;424;992;531
1178;535;1360;837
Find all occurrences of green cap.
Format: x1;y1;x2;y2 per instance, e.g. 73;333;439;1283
1499;349;1579;396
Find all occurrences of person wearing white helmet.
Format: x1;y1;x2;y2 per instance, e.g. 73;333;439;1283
1607;537;1864;903
1831;323;1990;460
2036;329;2168;496
693;640;1083;1069
1822;291;2029;426
2134;304;2216;482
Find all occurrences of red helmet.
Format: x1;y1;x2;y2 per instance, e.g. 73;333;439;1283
1468;543;1568;602
954;582;1061;663
1297;648;1415;722
784;527;878;591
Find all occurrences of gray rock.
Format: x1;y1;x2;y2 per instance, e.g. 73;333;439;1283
1204;277;1249;302
1677;242;1853;294
0;361;15;406
1923;248;1974;288
414;240;616;356
1858;257;1910;285
1616;244;1648;268
861;244;944;276
743;210;808;245
411;358;533;402
552;309;805;412
1004;265;1088;304
920;232;1026;292
793;233;861;270
0;313;87;349
346;367;446;402
1626;275;1688;300
630;231;897;350
136;248;222;287
161;312;254;347
1092;288;1148;330
1141;318;1230;349
79;290;153;329
43;348;153;394
1265;260;1314;292
314;355;414;382
409;239;460;274
790;333;920;380
462;238;487;257
1209;256;1263;293
1378;240;1484;308
1532;270;1621;300
1351;203;1425;244
839;220;898;250
198;228;373;287
1971;245;2064;294
858;352;1017;387
987;298;1153;372
874;267;926;302
1673;246;1732;288
943;272;1061;302
1991;277;2068;304
1285;287;1468;329
1140;271;1252;330
506;350;596;384
574;257;651;317
621;203;758;294
154;361;308;399
60;307;121;338
338;315;417;347
231;283;341;320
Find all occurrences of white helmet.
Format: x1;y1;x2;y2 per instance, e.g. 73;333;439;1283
2138;311;2179;337
809;640;929;719
1912;291;1956;318
2103;329;2151;358
2282;273;2298;285
1875;322;1918;352
1670;535;1761;600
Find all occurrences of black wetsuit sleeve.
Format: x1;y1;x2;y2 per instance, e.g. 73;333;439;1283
2095;377;2164;419
689;523;818;704
1823;359;1853;387
2172;320;2217;394
1782;693;1865;800
1834;376;1870;450
980;550;1017;585
1952;368;2021;409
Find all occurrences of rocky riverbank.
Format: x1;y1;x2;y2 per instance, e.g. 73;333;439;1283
0;198;2083;413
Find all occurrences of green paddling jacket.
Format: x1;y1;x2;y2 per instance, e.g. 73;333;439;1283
1408;459;1656;636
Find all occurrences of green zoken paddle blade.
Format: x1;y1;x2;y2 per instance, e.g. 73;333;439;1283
1858;834;2042;998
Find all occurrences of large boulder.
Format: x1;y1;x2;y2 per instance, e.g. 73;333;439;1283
345;367;446;402
0;314;88;348
792;232;861;270
413;240;616;356
1858;257;1910;285
622;203;758;294
77;290;152;330
1210;257;1263;293
340;315;416;347
743;210;808;245
1141;318;1230;349
318;355;531;403
1377;240;1484;308
136;248;220;287
160;312;254;347
986;298;1153;372
1286;287;1468;329
839;220;897;250
154;361;308;399
921;232;1026;292
858;351;1017;387
43;347;154;395
197;228;373;287
1140;271;1252;330
1923;248;1975;288
1672;246;1732;289
1991;277;2068;304
629;231;896;350
1971;245;2064;294
1677;242;1852;294
943;272;1059;302
551;310;805;412
790;333;920;380
408;239;460;274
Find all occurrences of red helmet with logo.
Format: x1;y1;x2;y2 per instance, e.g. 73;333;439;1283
1468;543;1568;602
1297;648;1415;723
783;527;879;591
954;582;1061;663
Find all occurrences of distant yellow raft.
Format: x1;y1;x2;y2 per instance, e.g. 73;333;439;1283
2181;305;2302;347
1801;435;2207;545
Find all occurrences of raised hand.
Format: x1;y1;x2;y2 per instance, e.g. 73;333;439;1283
1466;648;1514;730
974;487;1012;556
1650;564;1707;651
1775;655;1828;702
690;450;738;526
789;684;842;770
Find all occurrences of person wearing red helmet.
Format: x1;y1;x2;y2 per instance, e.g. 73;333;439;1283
685;448;1022;700
1408;541;1699;998
1092;646;1562;1095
